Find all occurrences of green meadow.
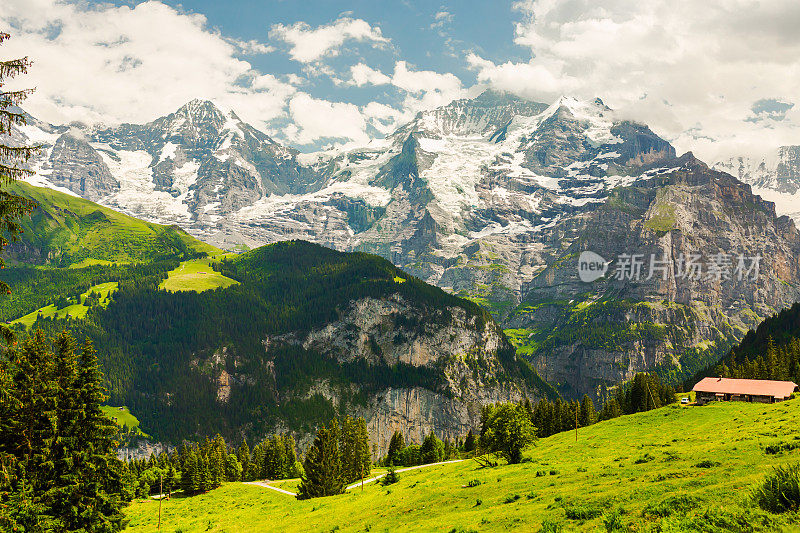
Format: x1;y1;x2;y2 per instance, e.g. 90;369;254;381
9;182;219;266
11;281;118;328
124;398;800;532
100;405;147;437
159;258;238;293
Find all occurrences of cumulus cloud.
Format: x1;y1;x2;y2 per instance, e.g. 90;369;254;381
348;63;391;87
469;0;800;160
363;101;405;135
391;60;469;112
269;17;389;63
0;0;294;131
287;93;370;146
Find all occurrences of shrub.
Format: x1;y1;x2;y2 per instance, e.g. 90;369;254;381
764;442;800;455
753;463;800;513
380;467;399;486
564;505;602;520
466;479;482;487
539;519;563;532
642;495;699;518
602;508;625;532
673;507;780;531
504;494;521;504
694;460;719;468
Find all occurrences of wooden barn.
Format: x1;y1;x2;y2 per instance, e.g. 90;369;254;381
692;377;798;405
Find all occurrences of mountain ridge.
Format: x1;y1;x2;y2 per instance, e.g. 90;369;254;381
13;90;800;398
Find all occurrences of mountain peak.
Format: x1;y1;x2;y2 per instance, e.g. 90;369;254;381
471;88;532;107
175;99;226;121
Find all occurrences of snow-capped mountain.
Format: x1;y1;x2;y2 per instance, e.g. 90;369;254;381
19;98;324;237
714;146;800;224
13;90;800;399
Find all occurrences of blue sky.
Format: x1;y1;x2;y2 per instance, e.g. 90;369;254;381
117;0;527;84
2;0;799;160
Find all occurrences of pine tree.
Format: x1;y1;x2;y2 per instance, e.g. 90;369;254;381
66;338;125;530
0;333;125;530
237;440;251;481
45;332;82;527
296;420;343;500
579;395;596;427
180;450;197;494
599;398;622;421
421;432;444;464
0;331;57;501
209;434;226;487
386;430;405;466
339;416;357;484
463;430;476;453
355;418;370;481
0;32;37;344
250;442;265;481
283;434;299;478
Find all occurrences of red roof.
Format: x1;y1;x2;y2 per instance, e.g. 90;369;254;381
692;377;798;398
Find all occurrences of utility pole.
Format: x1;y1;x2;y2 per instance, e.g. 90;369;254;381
158;473;163;530
645;374;657;410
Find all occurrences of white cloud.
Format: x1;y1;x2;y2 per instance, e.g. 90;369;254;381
231;38;275;55
391;60;469;112
0;1;470;148
348;63;391;86
0;0;295;131
470;0;800;161
431;11;453;30
287;93;370;145
269;17;389;63
363;101;404;135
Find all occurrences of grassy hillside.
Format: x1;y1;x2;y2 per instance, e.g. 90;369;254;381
160;257;238;292
124;399;800;532
7;181;218;266
11;281;118;328
100;405;146;437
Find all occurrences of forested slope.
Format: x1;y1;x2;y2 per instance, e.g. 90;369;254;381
9;237;554;447
688;302;800;386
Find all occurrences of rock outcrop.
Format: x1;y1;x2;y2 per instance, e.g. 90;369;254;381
514;156;800;397
263;294;542;454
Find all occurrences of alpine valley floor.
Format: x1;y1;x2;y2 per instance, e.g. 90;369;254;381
124;398;800;532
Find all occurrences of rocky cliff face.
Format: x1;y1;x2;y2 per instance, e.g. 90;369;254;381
512;155;800;397
259;294;539;454
44;130;119;200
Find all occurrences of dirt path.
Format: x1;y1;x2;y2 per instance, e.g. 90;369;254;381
243;481;297;496
246;459;465;497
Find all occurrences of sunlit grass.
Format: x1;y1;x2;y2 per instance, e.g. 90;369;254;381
125;399;800;531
